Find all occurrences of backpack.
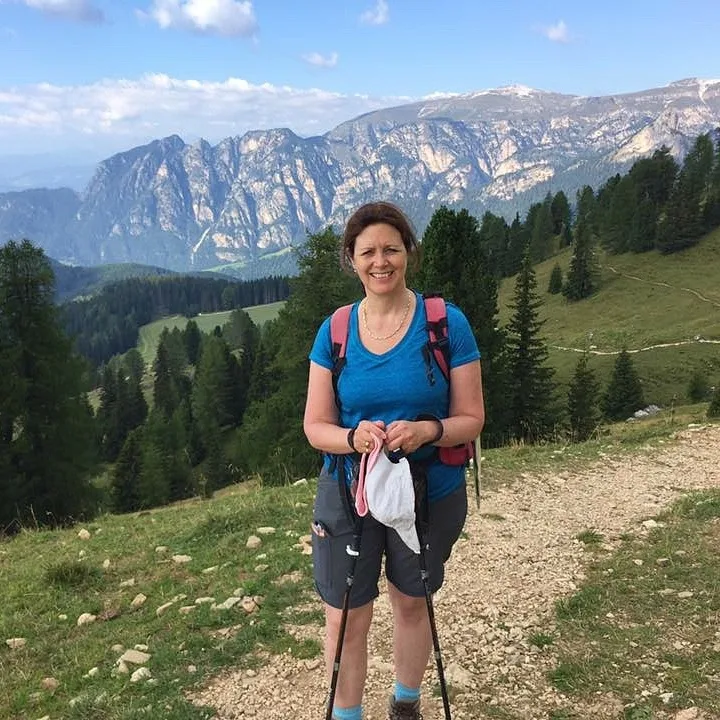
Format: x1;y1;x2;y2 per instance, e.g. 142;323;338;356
329;292;480;504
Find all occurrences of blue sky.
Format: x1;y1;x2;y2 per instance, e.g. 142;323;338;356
1;0;720;162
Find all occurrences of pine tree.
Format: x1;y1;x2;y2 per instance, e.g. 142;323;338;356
657;133;715;253
0;239;97;528
184;319;202;366
505;252;557;441
567;354;601;441
528;195;555;263
547;264;563;294
418;207;509;444
112;428;143;513
232;227;360;481
563;218;599;301
602;349;645;421
550;190;571;241
504;213;528;277
477;211;509;277
704;135;720;229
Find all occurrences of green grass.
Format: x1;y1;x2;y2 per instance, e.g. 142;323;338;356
547;486;720;716
497;228;720;406
136;301;284;366
0;481;318;720
479;403;710;487
2;416;717;720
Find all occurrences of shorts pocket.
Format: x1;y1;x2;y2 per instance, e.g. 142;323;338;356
311;475;355;597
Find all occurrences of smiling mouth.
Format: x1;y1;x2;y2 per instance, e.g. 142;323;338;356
370;271;393;278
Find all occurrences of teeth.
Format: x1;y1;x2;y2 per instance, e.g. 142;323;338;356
372;272;392;278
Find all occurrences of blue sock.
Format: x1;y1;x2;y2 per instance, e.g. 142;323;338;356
333;705;362;720
394;680;421;703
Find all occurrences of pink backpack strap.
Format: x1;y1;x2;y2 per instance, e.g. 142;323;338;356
423;294;450;381
330;303;354;411
330;304;353;364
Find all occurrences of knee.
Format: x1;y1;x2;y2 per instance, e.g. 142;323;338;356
391;594;427;625
325;605;372;647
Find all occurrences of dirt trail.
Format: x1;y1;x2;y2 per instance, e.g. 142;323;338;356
191;424;720;719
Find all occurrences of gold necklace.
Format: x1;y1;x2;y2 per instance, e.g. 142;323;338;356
362;290;412;341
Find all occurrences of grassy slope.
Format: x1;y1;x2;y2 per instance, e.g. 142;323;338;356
137;301;284;367
136;229;720;404
497;228;720;406
1;412;717;720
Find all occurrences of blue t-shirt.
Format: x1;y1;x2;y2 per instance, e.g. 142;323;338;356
309;290;481;502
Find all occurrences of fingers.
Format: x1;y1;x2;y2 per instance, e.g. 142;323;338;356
385;420;421;454
356;420;386;453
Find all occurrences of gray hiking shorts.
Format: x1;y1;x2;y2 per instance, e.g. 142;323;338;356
311;470;467;609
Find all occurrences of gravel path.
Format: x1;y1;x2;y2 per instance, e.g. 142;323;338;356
191;424;720;719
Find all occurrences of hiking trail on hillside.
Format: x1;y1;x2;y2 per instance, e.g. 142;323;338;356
191;424;720;720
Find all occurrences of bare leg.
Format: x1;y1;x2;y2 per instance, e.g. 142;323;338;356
387;582;431;689
324;601;374;709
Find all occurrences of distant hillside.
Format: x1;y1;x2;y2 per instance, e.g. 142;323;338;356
497;229;720;406
50;258;176;302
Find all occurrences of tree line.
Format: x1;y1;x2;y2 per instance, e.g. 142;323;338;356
61;272;290;367
3;128;720;530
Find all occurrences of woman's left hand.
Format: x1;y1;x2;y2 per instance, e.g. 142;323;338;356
385;420;437;455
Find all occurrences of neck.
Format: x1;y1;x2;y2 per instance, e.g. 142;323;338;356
364;286;411;313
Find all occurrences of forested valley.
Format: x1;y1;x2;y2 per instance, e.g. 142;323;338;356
2;131;720;533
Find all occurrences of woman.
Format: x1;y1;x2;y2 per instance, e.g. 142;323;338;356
303;201;485;720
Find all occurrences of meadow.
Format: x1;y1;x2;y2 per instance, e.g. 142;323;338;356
1;407;718;720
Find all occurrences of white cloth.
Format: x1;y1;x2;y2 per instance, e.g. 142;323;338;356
358;437;420;554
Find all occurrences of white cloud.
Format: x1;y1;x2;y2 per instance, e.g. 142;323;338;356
302;51;338;69
18;0;104;22
0;74;411;156
140;0;257;37
360;0;389;26
541;20;570;43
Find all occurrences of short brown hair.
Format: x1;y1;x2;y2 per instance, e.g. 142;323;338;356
340;201;419;273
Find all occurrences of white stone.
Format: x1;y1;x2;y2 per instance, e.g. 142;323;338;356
256;527;276;535
155;546;168;553
131;593;147;608
156;602;174;616
212;596;242;610
119;649;151;665
102;559;111;569
119;578;136;588
76;613;97;627
77;528;91;540
172;554;192;564
130;667;152;683
6;638;26;650
246;535;262;549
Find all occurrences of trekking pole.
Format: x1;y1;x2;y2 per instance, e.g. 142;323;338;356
473;435;481;510
417;531;452;720
325;517;364;720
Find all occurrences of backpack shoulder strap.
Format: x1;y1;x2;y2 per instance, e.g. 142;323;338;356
423;292;450;382
330;303;353;410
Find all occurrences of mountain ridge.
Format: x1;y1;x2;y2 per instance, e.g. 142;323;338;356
1;78;720;278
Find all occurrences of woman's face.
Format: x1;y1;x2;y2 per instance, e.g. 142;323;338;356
352;223;408;296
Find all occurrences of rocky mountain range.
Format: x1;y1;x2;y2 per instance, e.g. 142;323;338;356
1;78;719;278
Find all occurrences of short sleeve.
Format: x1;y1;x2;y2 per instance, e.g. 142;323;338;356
308;316;334;370
447;303;481;368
